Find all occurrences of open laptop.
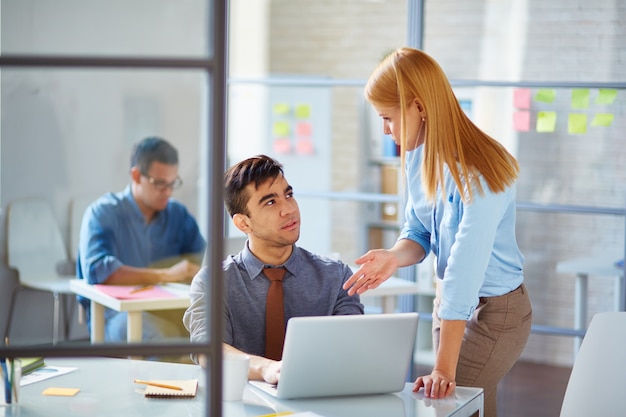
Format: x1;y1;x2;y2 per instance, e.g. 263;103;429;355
249;312;419;399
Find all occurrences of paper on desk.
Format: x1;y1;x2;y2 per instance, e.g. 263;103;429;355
20;366;77;386
94;284;177;300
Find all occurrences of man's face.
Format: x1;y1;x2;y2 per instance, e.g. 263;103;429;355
237;173;300;249
134;161;180;213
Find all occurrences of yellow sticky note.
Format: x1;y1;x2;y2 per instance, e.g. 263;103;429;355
568;113;587;134
571;89;589;109
272;121;290;137
272;103;290;115
591;113;614;127
295;104;311;119
43;387;81;396
595;89;617;105
536;111;557;132
534;89;556;103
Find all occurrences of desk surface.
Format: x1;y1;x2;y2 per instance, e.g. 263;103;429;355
14;358;483;417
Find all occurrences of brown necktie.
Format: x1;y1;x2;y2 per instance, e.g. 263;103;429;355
264;266;287;360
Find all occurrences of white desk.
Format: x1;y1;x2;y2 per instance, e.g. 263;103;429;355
70;276;421;343
69;280;191;343
360;276;424;313
556;256;624;352
14;357;483;417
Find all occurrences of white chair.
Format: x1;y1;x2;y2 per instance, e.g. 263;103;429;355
4;197;75;344
559;311;626;416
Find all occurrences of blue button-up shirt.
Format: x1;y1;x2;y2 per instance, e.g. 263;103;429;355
399;145;524;321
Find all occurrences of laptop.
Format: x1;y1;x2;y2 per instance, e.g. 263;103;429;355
249;312;419;399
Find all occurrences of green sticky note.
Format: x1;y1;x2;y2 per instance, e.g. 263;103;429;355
591;113;614;127
295;104;311;119
571;89;589;109
272;121;290;137
568;113;587;134
536;111;557;132
272;103;290;115
534;89;556;103
595;89;617;105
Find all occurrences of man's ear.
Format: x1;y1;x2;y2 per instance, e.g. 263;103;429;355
130;167;142;184
233;213;252;234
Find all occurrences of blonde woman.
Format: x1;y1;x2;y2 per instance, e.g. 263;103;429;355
344;47;532;417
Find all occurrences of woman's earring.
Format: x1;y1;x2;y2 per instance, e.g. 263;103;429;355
421;117;425;122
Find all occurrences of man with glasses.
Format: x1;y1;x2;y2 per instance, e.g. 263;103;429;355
77;137;206;342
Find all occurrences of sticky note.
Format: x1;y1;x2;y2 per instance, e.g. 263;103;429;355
571;89;589;109
513;88;531;109
568;113;587;134
272;103;290;115
536;111;557;132
295;104;311;119
595;89;617;105
43;387;80;396
295;122;312;137
272;121;290;137
534;89;556;103
591;113;614;127
513;111;530;132
296;138;315;155
272;138;291;154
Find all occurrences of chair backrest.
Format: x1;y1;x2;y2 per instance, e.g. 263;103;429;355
6;197;69;285
559;311;626;416
69;194;97;263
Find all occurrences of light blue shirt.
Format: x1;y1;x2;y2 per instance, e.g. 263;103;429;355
399;145;524;320
77;185;206;324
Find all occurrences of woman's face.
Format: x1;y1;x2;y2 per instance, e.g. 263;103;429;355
374;101;425;151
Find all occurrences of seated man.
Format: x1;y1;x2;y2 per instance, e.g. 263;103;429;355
183;155;363;383
77;136;206;342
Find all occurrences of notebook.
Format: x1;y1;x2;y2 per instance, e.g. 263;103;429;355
143;379;198;398
249;312;419;399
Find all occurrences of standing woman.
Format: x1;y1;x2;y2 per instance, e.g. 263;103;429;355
344;47;532;417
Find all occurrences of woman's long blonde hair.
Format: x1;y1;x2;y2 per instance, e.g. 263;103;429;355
365;47;519;203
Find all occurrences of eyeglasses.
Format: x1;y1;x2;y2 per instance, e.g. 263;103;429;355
143;174;183;191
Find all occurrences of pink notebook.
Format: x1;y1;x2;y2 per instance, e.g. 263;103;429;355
94;284;176;300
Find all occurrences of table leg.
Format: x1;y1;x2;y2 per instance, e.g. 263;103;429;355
91;302;105;343
574;273;588;354
127;311;143;343
381;296;397;314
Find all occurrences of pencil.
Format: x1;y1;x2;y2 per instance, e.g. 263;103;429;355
133;379;183;391
129;285;155;294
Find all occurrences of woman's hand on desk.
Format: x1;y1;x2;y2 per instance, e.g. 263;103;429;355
413;369;456;399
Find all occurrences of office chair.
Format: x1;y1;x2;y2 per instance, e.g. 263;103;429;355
4;197;75;345
559;311;626;416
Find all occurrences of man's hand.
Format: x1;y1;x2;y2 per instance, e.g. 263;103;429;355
165;259;201;283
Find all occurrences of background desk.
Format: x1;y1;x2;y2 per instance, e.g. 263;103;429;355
70;277;422;343
15;357;483;417
69;280;191;343
556;256;624;352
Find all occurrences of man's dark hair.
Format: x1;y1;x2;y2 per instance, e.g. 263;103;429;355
130;137;179;174
224;155;284;218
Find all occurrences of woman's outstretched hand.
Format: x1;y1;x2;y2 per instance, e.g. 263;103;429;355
343;249;399;295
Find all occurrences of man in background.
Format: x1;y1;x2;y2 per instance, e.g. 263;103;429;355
77;136;206;342
183;155;363;383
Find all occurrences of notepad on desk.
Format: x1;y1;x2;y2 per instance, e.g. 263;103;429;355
142;379;198;398
94;284;177;300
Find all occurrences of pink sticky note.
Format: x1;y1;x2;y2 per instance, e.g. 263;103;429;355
296;138;315;155
272;138;291;154
513;88;531;109
513;111;530;132
296;122;312;137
